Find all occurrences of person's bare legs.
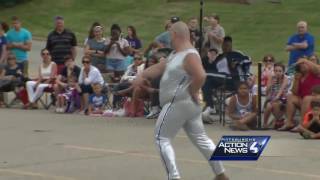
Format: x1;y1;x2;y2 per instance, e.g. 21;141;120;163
272;101;285;119
279;94;300;130
81;93;89;112
300;95;313;123
263;102;273;128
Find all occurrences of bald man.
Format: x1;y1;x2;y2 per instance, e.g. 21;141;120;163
286;21;315;66
134;22;228;180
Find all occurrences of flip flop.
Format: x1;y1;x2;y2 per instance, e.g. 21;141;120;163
277;125;295;131
289;126;300;133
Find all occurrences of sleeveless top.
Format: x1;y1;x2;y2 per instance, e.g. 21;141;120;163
235;93;253;117
159;48;200;106
269;75;287;100
41;62;54;79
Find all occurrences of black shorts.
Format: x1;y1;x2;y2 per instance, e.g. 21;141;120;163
80;84;93;95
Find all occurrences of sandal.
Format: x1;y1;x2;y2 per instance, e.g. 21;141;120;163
277;124;295;131
289;126;300;133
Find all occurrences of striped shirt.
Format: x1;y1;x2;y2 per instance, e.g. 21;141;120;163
46;29;77;65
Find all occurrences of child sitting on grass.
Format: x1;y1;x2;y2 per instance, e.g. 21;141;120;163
298;100;320;139
227;82;257;130
88;83;107;116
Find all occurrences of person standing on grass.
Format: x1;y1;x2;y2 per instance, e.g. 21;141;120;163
0;22;9;64
6;16;32;76
286;21;314;66
105;24;130;82
154;16;180;48
203;14;225;55
126;25;142;56
84;25;106;73
188;17;201;49
84;22;102;46
46;16;77;74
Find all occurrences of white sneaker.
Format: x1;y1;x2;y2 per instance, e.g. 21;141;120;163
56;107;63;113
202;107;215;124
146;106;160;119
114;108;125;117
202;106;212;116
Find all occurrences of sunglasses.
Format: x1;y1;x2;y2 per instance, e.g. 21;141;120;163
42;53;50;56
82;61;90;64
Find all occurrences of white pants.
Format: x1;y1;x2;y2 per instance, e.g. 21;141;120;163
26;81;50;103
155;98;225;180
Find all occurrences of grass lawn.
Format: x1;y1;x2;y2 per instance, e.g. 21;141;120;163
0;0;319;63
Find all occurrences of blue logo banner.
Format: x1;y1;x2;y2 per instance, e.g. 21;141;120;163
210;136;270;161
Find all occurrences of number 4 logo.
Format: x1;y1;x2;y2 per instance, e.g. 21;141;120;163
250;142;259;153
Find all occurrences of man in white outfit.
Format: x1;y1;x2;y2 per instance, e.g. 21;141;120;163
134;21;228;180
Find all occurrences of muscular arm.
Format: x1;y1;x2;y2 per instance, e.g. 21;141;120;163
183;53;206;96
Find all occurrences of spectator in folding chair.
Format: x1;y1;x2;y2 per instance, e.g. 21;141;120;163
56;75;81;113
26;48;57;108
54;55;81;112
111;54;145;110
78;55;104;114
0;53;29;108
201;48;219;123
202;36;252;123
112;54;161;117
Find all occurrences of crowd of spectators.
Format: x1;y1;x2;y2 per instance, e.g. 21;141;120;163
0;14;319;139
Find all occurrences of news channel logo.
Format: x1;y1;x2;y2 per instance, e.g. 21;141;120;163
210;136;270;161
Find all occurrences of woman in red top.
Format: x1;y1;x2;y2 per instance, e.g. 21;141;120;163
279;58;320;131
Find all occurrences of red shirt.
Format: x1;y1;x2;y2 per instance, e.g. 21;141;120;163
298;73;320;98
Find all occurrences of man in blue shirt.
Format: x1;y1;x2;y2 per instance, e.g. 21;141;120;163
286;21;314;66
154;16;180;48
6;16;32;76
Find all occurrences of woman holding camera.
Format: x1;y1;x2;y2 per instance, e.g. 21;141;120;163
279;58;320;131
105;24;130;82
